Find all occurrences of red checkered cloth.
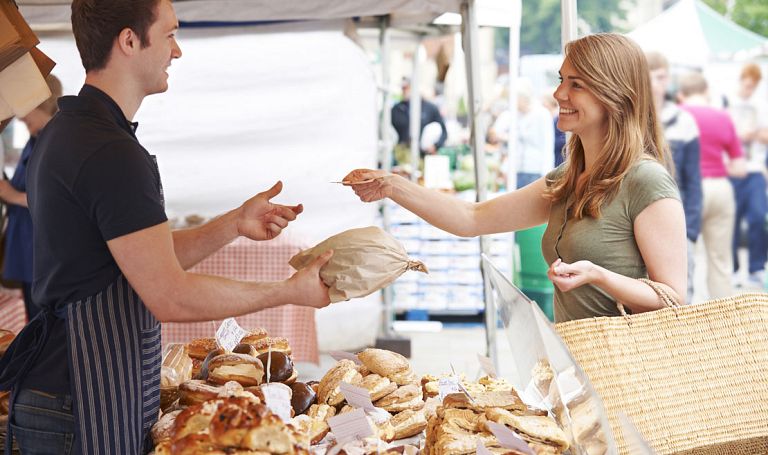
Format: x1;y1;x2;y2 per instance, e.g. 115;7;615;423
0;289;26;334
161;232;319;363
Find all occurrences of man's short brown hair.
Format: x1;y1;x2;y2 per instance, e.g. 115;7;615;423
71;0;160;72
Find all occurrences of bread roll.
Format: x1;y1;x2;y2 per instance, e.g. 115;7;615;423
357;348;410;377
186;337;218;360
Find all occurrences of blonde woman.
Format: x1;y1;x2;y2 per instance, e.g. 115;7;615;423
343;33;687;322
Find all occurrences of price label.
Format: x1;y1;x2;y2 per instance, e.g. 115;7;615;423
487;421;535;455
438;376;460;402
215;318;247;352
477;353;497;378
477;440;494;455
340;382;375;411
328;408;374;443
261;383;292;422
329;351;362;365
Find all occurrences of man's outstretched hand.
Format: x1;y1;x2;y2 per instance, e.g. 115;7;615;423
237;181;303;241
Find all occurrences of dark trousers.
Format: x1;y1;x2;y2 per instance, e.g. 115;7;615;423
21;281;40;321
731;173;768;273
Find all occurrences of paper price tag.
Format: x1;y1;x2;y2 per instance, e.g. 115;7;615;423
340;382;375;411
215;318;247;352
477;353;497;378
487;422;535;455
261;383;292;422
329;350;362;365
328;408;374;443
476;440;494;455
438;376;460;402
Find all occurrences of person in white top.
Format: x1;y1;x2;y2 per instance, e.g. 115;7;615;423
727;63;767;289
491;81;555;188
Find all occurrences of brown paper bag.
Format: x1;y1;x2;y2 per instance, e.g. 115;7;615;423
289;226;427;303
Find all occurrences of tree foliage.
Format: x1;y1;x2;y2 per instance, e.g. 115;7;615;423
702;0;768;38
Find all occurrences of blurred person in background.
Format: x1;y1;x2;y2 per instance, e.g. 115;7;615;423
0;74;62;321
646;52;702;303
491;79;555;188
725;63;767;289
542;92;567;167
679;71;746;299
391;77;448;164
345;33;687;322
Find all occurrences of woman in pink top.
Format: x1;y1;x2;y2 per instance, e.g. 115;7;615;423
679;71;746;299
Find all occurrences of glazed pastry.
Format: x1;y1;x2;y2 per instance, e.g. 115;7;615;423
185;337;218;360
257;351;295;384
359;374;398;402
317;360;362;406
178;380;222;406
151;409;182;444
289;382;317;416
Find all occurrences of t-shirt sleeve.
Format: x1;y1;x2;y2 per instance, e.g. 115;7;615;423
545;162;567;186
626;161;681;222
74;141;168;241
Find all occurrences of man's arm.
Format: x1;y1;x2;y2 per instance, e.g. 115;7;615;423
172;181;302;269
109;222;331;322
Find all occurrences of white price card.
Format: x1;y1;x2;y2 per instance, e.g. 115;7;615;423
438;376;460;402
487;421;535;455
328;408;374;443
476;440;494;455
340;382;375;411
329;351;362;365
477;353;498;378
261;383;292;422
215;318;247;352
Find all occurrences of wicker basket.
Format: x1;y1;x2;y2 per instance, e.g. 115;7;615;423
555;292;768;455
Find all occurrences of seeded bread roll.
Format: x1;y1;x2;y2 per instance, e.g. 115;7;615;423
240;328;269;345
186;337;218;360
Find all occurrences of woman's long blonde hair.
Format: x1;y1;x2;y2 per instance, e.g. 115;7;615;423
545;33;671;219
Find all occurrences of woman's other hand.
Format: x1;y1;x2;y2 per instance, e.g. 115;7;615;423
547;258;602;292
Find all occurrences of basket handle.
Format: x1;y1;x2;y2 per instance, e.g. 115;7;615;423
616;278;681;316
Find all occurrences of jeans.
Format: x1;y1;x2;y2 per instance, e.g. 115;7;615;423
731;173;768;273
10;389;75;455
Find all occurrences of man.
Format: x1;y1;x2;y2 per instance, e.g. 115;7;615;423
726;63;767;288
679;72;746;300
646;52;702;303
0;1;332;453
390;77;448;162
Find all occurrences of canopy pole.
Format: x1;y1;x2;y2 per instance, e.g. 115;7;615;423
561;0;578;48
378;15;395;338
409;42;425;181
461;0;496;367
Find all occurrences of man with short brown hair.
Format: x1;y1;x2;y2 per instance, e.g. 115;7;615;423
0;1;332;453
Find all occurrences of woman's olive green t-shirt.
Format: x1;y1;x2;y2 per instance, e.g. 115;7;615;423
541;160;680;323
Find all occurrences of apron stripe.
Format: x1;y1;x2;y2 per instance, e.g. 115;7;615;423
95;292;121;454
84;295;110;450
104;283;130;454
116;277;140;450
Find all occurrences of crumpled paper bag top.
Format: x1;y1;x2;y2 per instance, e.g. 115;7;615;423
289;226;427;303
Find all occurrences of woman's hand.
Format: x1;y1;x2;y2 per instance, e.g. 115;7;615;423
547;258;602;292
341;169;394;202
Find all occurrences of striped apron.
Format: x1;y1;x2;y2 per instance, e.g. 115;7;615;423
0;154;165;455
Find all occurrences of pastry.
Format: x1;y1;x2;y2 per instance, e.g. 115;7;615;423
0;330;14;357
152;409;182;444
257;351;295;384
233;343;259;356
169;433;218;455
186;337;218;360
357;348;410;377
484;407;569;452
443;390;527;413
388;368;419;386
207;353;264;387
290;382;317;416
375;384;422;409
359;374;398;401
178;379;222;406
388;408;427;440
209;396;272;448
172;398;224;441
318;359;362;406
240;328;269;345
248;336;292;355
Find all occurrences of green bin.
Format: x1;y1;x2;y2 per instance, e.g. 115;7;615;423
515;225;554;321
